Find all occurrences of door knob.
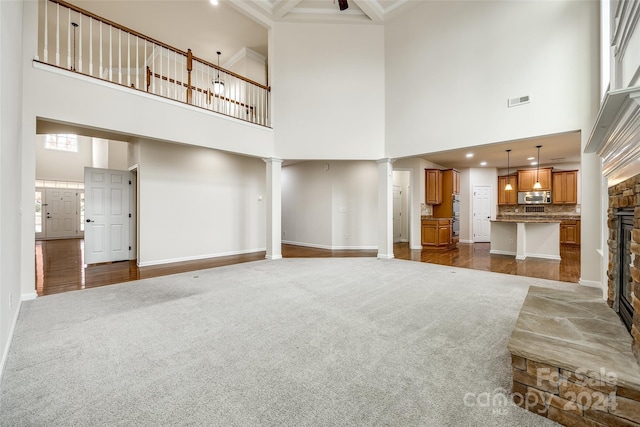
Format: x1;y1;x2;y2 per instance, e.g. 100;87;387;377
86;219;94;223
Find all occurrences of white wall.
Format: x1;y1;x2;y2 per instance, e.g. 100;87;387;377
23;65;274;159
36;135;92;181
282;161;378;249
136;139;266;266
1;0;24;377
385;0;599;159
271;23;385;160
36;136;128;181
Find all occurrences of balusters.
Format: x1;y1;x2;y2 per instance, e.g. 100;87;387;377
99;21;102;78
66;8;71;69
78;12;82;72
127;33;130;87
108;26;112;81
118;30;122;84
55;2;60;66
43;0;48;62
88;17;92;76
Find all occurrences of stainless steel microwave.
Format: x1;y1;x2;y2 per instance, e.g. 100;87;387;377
518;191;552;204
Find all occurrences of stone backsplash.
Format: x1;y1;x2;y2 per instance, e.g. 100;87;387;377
499;204;581;218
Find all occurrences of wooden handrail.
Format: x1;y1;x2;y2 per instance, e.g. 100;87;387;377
48;0;269;92
146;67;256;110
192;54;271;92
49;0;188;56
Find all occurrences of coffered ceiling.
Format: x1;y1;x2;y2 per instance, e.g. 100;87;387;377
231;0;415;25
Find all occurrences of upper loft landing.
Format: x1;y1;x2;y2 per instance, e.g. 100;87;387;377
36;0;271;128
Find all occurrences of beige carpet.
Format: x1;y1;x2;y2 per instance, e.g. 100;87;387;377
0;258;574;426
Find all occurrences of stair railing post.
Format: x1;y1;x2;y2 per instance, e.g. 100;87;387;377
186;49;193;105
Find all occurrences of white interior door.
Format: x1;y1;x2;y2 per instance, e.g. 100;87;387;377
393;185;403;243
84;167;131;264
473;185;491;243
45;188;78;239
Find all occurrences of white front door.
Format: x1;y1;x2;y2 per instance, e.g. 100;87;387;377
393;185;403;243
473;185;491;243
84;167;131;264
45;188;78;239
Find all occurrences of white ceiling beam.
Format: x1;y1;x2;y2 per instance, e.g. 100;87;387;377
352;0;384;23
272;0;303;19
226;1;274;29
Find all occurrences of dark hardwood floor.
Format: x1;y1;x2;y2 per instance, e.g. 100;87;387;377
35;239;580;296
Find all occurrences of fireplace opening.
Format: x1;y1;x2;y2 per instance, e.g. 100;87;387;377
617;209;635;331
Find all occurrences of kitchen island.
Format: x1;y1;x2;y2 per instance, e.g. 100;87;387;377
490;218;561;260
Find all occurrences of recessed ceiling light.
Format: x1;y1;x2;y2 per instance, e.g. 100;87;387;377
210;0;219;5
480;161;487;166
527;157;535;160
531;161;537;165
466;153;474;158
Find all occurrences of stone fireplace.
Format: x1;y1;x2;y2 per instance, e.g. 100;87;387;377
607;175;640;360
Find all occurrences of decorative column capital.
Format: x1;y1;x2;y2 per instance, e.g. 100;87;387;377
376;158;396;165
263;157;283;165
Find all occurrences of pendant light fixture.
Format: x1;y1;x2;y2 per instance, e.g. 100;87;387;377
212;51;225;95
533;145;542;189
505;149;513;191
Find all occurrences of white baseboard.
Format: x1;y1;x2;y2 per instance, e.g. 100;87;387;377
410;245;423;250
525;253;561;261
0;299;22;384
377;253;395;259
282;240;377;250
459;239;474;244
490;250;560;261
490;249;516;256
266;254;282;260
579;278;603;289
137;247;266;267
21;292;38;301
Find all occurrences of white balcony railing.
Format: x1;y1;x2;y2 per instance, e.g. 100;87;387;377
37;0;270;127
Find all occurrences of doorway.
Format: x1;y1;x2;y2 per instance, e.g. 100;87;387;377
473;185;491;242
35;182;85;240
392;170;411;245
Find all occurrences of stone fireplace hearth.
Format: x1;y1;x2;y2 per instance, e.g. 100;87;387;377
607;175;640;361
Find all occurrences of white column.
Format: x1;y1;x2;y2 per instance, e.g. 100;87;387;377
377;158;394;259
264;158;282;260
516;222;527;260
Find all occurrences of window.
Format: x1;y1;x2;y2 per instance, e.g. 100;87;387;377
44;134;78;152
35;191;42;233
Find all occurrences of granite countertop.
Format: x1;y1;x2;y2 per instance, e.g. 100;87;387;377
492;218;562;223
496;215;581;222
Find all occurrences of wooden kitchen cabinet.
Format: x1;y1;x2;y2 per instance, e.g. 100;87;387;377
452;169;460;195
425;169;442;204
560;219;581;245
433;169;460;218
552;171;578;204
498;175;518;205
517;168;552;191
421;218;453;248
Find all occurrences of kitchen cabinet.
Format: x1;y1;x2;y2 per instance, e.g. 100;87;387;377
498;175;518;205
421;218;453;248
433;169;459;214
560;219;581;245
425;169;442;204
552;171;578;204
452;169;460;195
517;168;552;192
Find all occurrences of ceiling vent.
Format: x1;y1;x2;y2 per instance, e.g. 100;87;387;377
508;95;530;108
